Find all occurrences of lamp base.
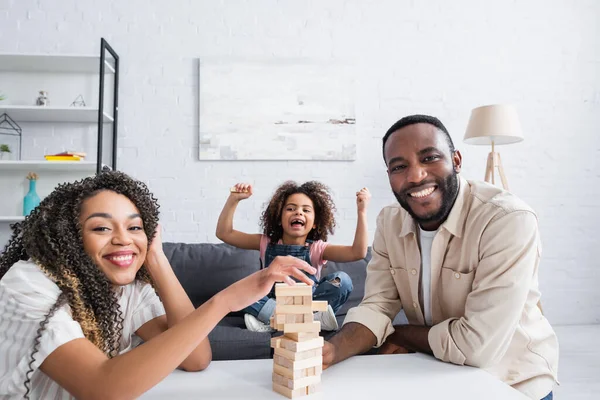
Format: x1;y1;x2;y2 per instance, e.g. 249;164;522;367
484;151;509;191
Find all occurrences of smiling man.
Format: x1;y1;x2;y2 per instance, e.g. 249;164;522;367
322;115;559;400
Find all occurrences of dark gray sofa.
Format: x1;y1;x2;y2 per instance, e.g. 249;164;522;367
163;242;371;361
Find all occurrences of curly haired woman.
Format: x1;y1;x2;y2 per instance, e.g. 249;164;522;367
216;181;371;333
0;171;315;399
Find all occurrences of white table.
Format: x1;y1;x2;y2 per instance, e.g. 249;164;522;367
141;353;528;399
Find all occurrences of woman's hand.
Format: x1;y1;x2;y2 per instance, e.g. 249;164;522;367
356;187;371;213
218;255;316;313
145;224;168;272
229;183;253;201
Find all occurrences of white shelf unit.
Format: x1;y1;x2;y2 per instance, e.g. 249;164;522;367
0;105;113;123
0;161;104;172
0;216;25;223
0;40;119;248
0;54;115;74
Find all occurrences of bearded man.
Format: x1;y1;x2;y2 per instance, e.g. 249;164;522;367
322;115;558;400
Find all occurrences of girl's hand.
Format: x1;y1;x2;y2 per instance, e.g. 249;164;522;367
356;187;371;212
218;255;316;313
229;183;253;201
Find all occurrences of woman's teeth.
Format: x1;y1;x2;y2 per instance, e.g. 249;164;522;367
409;187;435;198
107;255;133;262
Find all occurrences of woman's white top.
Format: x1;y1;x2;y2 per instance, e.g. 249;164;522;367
0;260;165;399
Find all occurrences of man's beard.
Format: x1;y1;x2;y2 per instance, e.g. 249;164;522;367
393;171;460;227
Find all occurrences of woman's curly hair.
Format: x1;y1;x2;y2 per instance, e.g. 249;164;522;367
260;181;337;244
0;170;159;397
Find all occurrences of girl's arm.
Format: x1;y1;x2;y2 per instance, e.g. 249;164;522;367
40;256;317;400
135;225;211;372
323;188;371;262
215;183;261;250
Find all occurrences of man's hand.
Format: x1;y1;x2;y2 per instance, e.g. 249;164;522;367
322;341;336;370
378;340;413;355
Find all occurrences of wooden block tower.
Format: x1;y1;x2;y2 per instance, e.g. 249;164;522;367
270;283;328;398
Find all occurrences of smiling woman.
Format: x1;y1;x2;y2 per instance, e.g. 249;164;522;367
0;171;316;400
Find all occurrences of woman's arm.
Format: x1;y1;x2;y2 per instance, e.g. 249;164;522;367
135;226;211;372
215;183;261;250
40;256;317;400
323;188;371;262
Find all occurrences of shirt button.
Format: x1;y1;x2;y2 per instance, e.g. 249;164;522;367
390;269;396;275
413;302;418;308
411;269;417;275
454;272;461;279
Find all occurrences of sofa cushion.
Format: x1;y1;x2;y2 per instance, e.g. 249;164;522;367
163;242;261;308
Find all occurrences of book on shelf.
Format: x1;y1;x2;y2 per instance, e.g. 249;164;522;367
44;151;87;162
54;151;87;158
44;155;83;161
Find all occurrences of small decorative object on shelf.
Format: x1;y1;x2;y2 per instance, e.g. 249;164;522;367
0;113;22;160
70;94;86;107
36;90;49;106
0;91;5;101
0;144;10;160
23;172;41;216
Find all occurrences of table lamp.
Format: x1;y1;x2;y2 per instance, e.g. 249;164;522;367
463;104;524;191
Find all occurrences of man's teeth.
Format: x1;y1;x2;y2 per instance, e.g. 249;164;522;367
409;187;435;198
108;255;133;261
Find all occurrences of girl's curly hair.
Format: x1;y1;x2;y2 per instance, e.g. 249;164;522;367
260;181;336;244
0;170;159;397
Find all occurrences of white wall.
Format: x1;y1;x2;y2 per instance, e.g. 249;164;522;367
0;0;598;325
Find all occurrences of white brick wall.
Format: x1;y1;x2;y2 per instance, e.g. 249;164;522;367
0;0;598;325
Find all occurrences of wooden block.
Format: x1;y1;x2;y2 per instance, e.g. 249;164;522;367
274;346;322;361
302;295;311;305
311;301;328;312
275;283;312;297
278;336;323;352
272;372;321;390
294;296;303;305
271;337;282;349
283;321;320;333
284;332;320;341
307;382;322;394
273;363;322;380
302;313;313;323
275;304;313;314
273;363;303;380
273;382;309;399
276;314;286;325
274;354;322;370
277;296;295;305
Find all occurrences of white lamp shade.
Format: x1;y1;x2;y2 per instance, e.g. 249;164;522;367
463;104;524;146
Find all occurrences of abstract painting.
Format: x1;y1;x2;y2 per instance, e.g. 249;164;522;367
199;59;356;160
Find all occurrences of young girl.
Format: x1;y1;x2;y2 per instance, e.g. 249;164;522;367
0;171;314;399
216;181;371;332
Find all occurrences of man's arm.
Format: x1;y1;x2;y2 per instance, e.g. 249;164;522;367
323;208;403;368
428;210;541;368
323;323;376;369
379;325;432;355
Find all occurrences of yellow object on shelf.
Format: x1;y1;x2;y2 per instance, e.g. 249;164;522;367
44;155;82;161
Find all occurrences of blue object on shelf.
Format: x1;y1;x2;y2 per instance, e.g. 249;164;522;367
23;179;40;216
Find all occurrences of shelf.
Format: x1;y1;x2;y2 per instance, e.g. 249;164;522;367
0;105;113;123
0;216;25;223
0;54;115;74
0;161;106;172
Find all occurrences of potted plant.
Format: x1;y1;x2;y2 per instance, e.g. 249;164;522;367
0;144;11;160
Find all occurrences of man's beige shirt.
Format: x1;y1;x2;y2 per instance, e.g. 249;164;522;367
344;177;559;399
